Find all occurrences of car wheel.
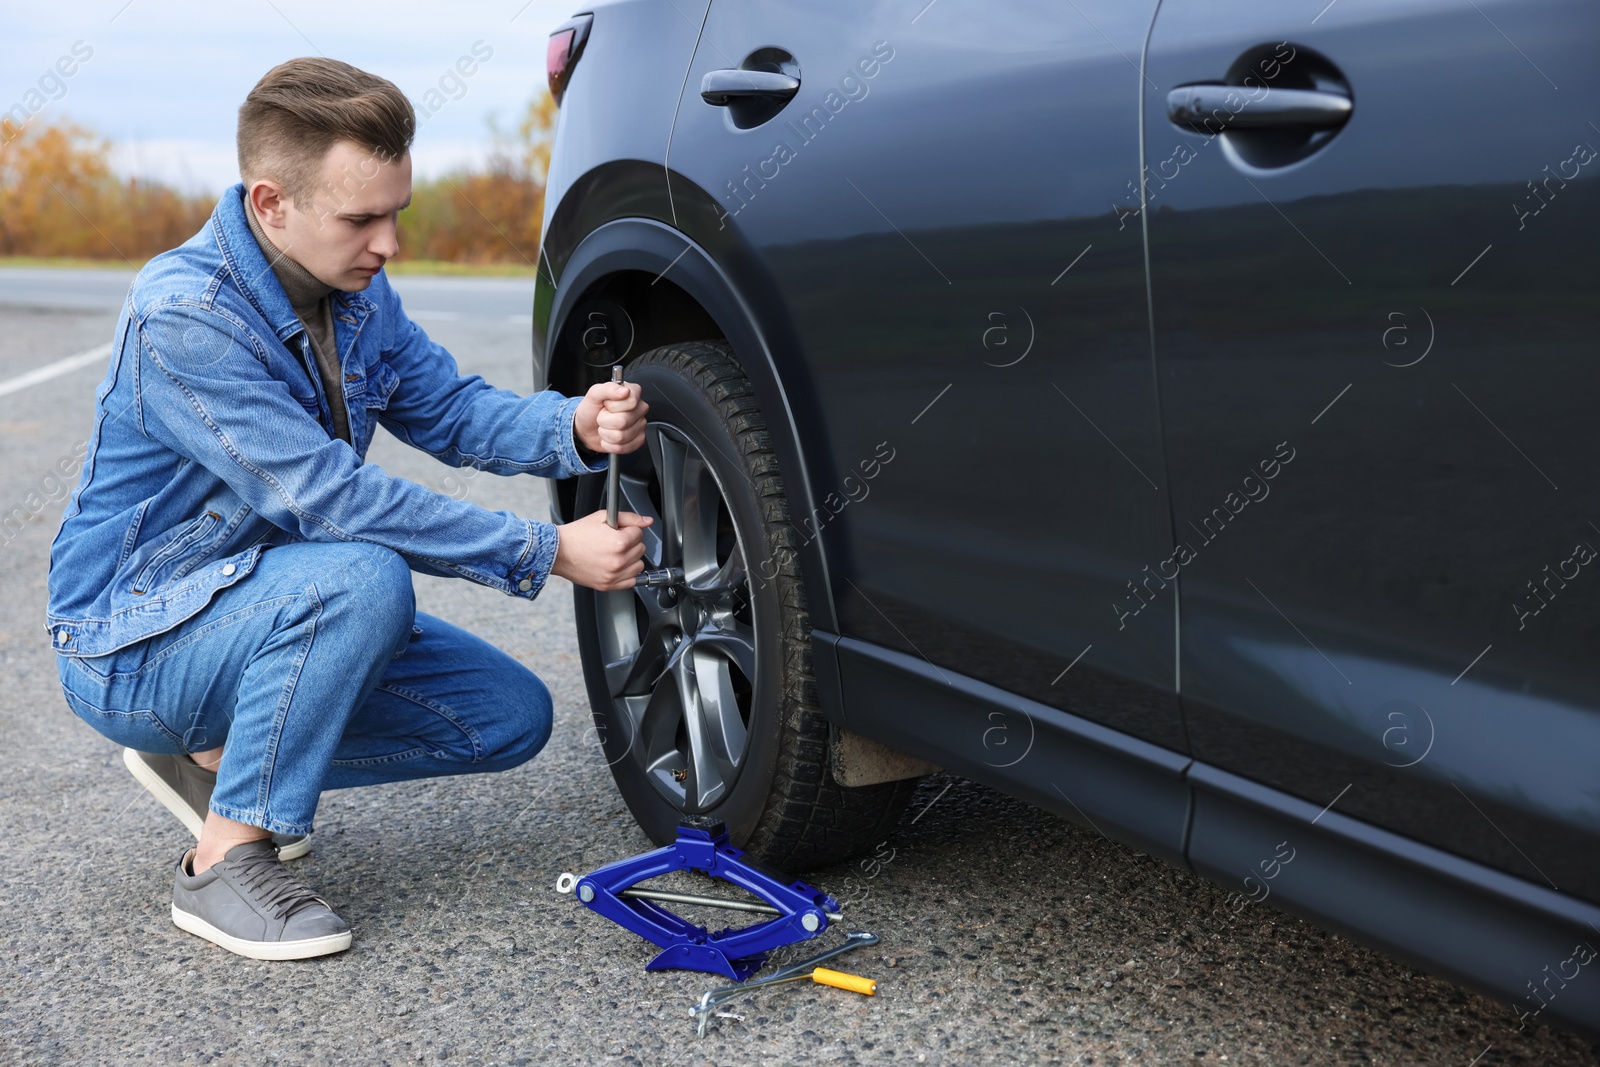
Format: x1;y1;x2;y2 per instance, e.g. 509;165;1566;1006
572;340;919;872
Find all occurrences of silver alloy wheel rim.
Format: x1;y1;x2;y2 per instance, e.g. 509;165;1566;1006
595;421;758;811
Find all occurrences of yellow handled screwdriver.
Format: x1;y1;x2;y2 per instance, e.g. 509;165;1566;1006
762;967;877;996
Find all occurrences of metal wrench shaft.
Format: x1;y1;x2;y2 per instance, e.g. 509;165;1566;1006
606;364;623;529
554;871;841;921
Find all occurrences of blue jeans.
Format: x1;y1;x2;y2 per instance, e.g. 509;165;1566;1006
55;542;553;836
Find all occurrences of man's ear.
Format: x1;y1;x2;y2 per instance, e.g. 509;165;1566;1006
248;179;292;229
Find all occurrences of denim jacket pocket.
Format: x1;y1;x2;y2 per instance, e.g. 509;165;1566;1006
130;511;219;594
363;358;401;413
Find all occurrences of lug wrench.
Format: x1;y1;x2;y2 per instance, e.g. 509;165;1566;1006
690;931;879;1037
606;364;623;530
604;364;682;589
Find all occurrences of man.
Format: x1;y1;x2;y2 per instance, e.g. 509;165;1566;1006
46;58;653;961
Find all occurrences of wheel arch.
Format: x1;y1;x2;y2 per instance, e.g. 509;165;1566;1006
537;215;842;635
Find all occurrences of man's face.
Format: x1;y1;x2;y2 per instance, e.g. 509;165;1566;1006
253;139;413;291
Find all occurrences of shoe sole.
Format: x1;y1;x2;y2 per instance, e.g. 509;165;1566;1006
124;748;312;862
171;904;352;961
275;836;312;862
124;747;205;838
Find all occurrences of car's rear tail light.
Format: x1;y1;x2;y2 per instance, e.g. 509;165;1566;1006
548;14;593;104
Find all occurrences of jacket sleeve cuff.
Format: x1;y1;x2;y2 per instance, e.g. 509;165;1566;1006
557;394;613;478
510;520;561;600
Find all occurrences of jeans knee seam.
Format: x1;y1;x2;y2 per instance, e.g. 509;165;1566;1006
330;746;432;768
374;682;486;762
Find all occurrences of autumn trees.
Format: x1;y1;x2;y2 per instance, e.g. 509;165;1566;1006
0;91;556;267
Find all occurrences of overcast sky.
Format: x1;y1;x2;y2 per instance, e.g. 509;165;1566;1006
2;0;584;193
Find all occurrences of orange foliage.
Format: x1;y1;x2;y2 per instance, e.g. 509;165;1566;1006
396;167;544;266
0;120;213;261
396;92;556;265
0;91;558;266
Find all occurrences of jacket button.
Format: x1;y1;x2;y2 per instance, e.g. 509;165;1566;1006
518;578;533;592
56;630;69;645
222;564;237;576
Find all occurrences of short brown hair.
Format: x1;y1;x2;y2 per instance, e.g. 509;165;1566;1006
237;58;414;208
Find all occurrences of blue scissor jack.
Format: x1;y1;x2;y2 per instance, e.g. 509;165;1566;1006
558;818;842;981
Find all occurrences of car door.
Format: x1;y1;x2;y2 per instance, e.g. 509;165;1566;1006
664;0;1184;752
1144;0;1600;901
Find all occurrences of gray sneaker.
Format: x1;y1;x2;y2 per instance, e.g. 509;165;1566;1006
123;748;310;861
171;840;351;960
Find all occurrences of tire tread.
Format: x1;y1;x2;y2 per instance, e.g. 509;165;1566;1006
635;340;918;873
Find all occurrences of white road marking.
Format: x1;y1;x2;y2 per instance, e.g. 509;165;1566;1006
0;343;111;399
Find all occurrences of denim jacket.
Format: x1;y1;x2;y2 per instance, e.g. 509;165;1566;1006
46;184;607;658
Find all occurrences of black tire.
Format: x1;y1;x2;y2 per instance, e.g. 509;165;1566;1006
572;340;919;873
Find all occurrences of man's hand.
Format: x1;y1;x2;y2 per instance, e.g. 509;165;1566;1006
551;509;654;590
574;380;648;455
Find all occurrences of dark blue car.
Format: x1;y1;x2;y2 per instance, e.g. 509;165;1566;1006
533;0;1600;1038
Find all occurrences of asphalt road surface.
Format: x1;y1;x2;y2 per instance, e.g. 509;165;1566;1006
1;267;1595;1067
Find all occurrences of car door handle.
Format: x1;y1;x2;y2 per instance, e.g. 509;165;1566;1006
701;69;801;106
1167;84;1352;132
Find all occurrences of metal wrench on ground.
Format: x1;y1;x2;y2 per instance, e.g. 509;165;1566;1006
691;931;879;1036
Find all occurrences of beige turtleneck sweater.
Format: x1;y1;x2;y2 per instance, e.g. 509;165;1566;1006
243;200;351;444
